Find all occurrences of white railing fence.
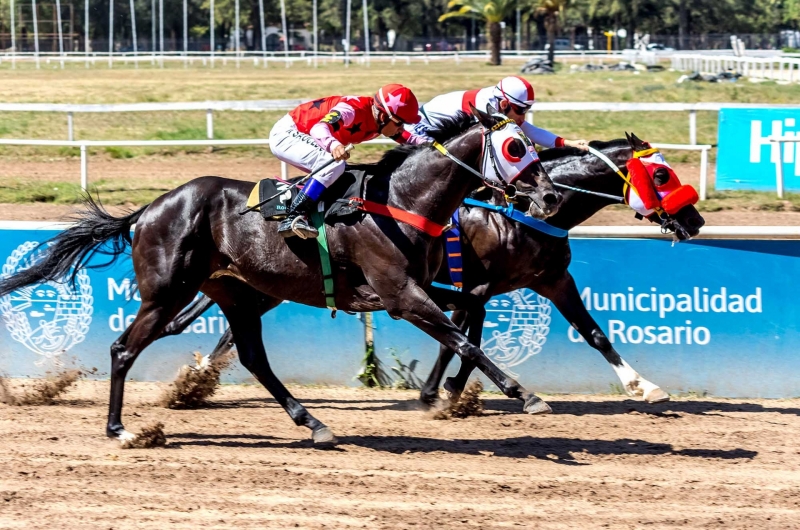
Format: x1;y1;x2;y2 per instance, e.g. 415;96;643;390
671;53;800;83
0;137;712;199
0;49;637;71
0;99;774;145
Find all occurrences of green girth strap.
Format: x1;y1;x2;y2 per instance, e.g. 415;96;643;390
310;210;337;316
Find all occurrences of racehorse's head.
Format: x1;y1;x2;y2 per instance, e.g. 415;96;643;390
624;133;705;241
469;104;561;219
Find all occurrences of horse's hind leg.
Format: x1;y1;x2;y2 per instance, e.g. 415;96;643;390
108;295;199;440
208;279;336;444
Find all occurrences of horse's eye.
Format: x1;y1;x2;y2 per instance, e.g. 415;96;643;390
502;138;526;162
653;167;670;186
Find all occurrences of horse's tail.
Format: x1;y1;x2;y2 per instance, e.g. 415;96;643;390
0;195;149;298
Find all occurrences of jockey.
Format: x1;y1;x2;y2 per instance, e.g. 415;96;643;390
270;84;426;239
401;75;588;151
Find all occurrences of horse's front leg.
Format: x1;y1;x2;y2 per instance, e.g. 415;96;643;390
383;282;550;414
537;271;669;403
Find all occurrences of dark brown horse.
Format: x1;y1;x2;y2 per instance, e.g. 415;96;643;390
421;134;705;408
0;107;560;445
164;134;705;411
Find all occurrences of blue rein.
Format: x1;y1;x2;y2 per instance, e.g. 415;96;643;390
462;198;569;238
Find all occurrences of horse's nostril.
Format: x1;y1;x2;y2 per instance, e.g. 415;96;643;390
543;192;559;206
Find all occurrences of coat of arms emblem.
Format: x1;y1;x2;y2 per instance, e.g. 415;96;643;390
482;289;551;377
0;241;93;367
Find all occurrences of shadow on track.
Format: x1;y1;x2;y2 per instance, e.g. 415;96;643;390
166;432;757;464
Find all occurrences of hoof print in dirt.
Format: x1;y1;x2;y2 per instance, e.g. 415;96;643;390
121;422;167;449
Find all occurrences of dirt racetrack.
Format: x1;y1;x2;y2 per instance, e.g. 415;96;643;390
1;381;798;529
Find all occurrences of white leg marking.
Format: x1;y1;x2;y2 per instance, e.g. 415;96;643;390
612;359;668;402
117;430;136;443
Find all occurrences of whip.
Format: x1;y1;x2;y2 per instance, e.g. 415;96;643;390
239;144;354;215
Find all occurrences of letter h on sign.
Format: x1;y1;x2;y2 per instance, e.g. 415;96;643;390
750;118;800;177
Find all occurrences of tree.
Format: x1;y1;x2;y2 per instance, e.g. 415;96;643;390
439;0;520;65
536;0;566;62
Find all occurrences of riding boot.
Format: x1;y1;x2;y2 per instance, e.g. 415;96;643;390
277;190;320;239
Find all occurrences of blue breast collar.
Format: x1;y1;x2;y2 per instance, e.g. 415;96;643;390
462;198;569;238
440;198;568;290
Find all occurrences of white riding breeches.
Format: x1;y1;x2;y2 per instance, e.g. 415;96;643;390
269;114;346;187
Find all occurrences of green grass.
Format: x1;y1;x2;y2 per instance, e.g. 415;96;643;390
698;190;800;213
0;62;798;211
0;179;173;205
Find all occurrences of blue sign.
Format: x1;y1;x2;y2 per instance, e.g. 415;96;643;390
0;228;364;385
717;107;800;192
376;238;800;398
1;228;799;397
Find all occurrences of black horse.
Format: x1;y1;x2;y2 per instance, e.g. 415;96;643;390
0;107;560;444
421;134;705;408
164;133;705;410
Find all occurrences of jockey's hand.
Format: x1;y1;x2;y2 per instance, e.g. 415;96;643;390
332;144;351;161
566;139;589;151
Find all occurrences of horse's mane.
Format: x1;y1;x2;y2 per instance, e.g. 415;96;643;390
350;113;476;176
537;138;630;162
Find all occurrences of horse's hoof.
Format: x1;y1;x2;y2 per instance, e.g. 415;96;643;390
523;396;553;415
418;396;436;410
312;426;338;446
644;387;670;403
443;378;463;402
117;430;137;443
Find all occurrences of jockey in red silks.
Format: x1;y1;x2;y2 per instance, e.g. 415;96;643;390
401;75;588;151
269;84;426;239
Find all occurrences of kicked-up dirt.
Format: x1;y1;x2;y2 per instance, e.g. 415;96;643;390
1;382;799;528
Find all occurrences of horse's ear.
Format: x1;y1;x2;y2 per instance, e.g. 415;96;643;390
469;102;496;129
628;132;649;150
625;132;633;148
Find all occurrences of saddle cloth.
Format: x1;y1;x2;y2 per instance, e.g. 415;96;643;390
245;168;372;223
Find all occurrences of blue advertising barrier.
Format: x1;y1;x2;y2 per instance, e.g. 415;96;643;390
1;227;799;397
717;107;800;192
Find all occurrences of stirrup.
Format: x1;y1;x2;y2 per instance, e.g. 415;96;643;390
290;216;319;239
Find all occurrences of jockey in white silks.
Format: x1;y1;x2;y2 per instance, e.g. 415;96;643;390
401;75;589;152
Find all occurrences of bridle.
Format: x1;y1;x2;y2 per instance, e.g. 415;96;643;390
559;144;681;234
431;118;538;206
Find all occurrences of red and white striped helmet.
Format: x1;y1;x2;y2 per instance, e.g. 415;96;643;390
492;76;535;108
374;84;421;124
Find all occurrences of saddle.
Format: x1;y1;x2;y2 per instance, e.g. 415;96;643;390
245;168;375;224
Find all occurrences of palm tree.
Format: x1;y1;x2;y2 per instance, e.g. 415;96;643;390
439;0;521;65
536;0;566;64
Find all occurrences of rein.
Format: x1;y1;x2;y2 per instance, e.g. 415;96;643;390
551;145;628;204
431;117;518;196
431;118;542;208
462;198;568;238
579;144;670;225
345;118;524;239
